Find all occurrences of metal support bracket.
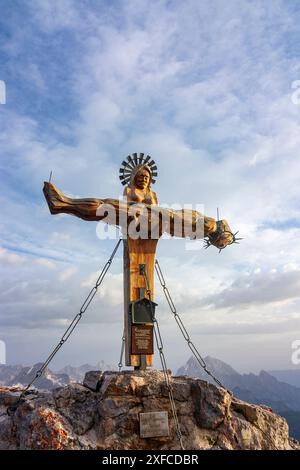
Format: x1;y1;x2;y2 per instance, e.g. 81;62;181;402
139;264;146;275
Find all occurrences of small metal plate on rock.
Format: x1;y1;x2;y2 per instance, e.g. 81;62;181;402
139;411;169;438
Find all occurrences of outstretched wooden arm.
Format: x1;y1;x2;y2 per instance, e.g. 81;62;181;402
43;182;234;248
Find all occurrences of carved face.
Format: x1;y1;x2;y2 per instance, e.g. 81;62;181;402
134;169;150;190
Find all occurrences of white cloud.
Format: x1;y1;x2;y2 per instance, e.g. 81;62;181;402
29;0;81;32
1;0;300;370
201;268;300;309
58;266;78;281
81;272;123;307
35;258;57;269
0;247;25;265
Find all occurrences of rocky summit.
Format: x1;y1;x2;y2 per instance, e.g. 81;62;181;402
0;370;299;450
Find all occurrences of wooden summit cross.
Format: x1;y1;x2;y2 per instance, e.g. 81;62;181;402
43;153;236;369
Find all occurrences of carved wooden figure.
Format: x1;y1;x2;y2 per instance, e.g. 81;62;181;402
43;153;237;369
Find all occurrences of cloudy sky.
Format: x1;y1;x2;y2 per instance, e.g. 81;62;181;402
1;0;300;374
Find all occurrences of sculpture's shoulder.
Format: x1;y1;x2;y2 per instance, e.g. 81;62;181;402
123;186;130;197
150;190;158;205
123;186;136;202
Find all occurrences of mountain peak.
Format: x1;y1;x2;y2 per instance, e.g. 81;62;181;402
178;355;239;379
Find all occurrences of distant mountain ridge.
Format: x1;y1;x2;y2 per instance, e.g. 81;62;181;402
0;361;114;390
0;363;70;390
2;358;300;412
0;364;23;385
268;369;300;389
58;361;114;382
177;356;300;412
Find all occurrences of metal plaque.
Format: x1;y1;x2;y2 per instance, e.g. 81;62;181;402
131;298;156;324
139;411;169;438
131;325;153;354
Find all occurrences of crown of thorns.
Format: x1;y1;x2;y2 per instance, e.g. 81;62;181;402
204;221;243;253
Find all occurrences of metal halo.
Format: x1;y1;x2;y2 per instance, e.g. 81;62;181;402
119;153;158;186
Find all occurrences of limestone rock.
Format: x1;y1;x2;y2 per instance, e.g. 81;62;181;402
83;371;103;392
0;371;299;450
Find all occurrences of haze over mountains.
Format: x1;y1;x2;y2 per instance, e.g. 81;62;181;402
0;361;114;390
268;369;300;389
1;357;299;402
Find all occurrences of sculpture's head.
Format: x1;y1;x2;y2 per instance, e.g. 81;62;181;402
119;154;158;188
131;164;152;191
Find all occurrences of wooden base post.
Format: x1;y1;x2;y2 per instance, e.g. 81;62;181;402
123;238;158;368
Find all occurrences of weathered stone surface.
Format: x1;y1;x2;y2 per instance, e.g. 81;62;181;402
191;379;230;430
0;370;298;450
83;370;103;392
53;384;97;435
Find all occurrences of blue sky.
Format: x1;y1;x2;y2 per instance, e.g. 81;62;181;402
1;0;300;373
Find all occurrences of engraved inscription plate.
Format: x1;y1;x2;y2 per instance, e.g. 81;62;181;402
131;324;153;354
139;411;169;438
